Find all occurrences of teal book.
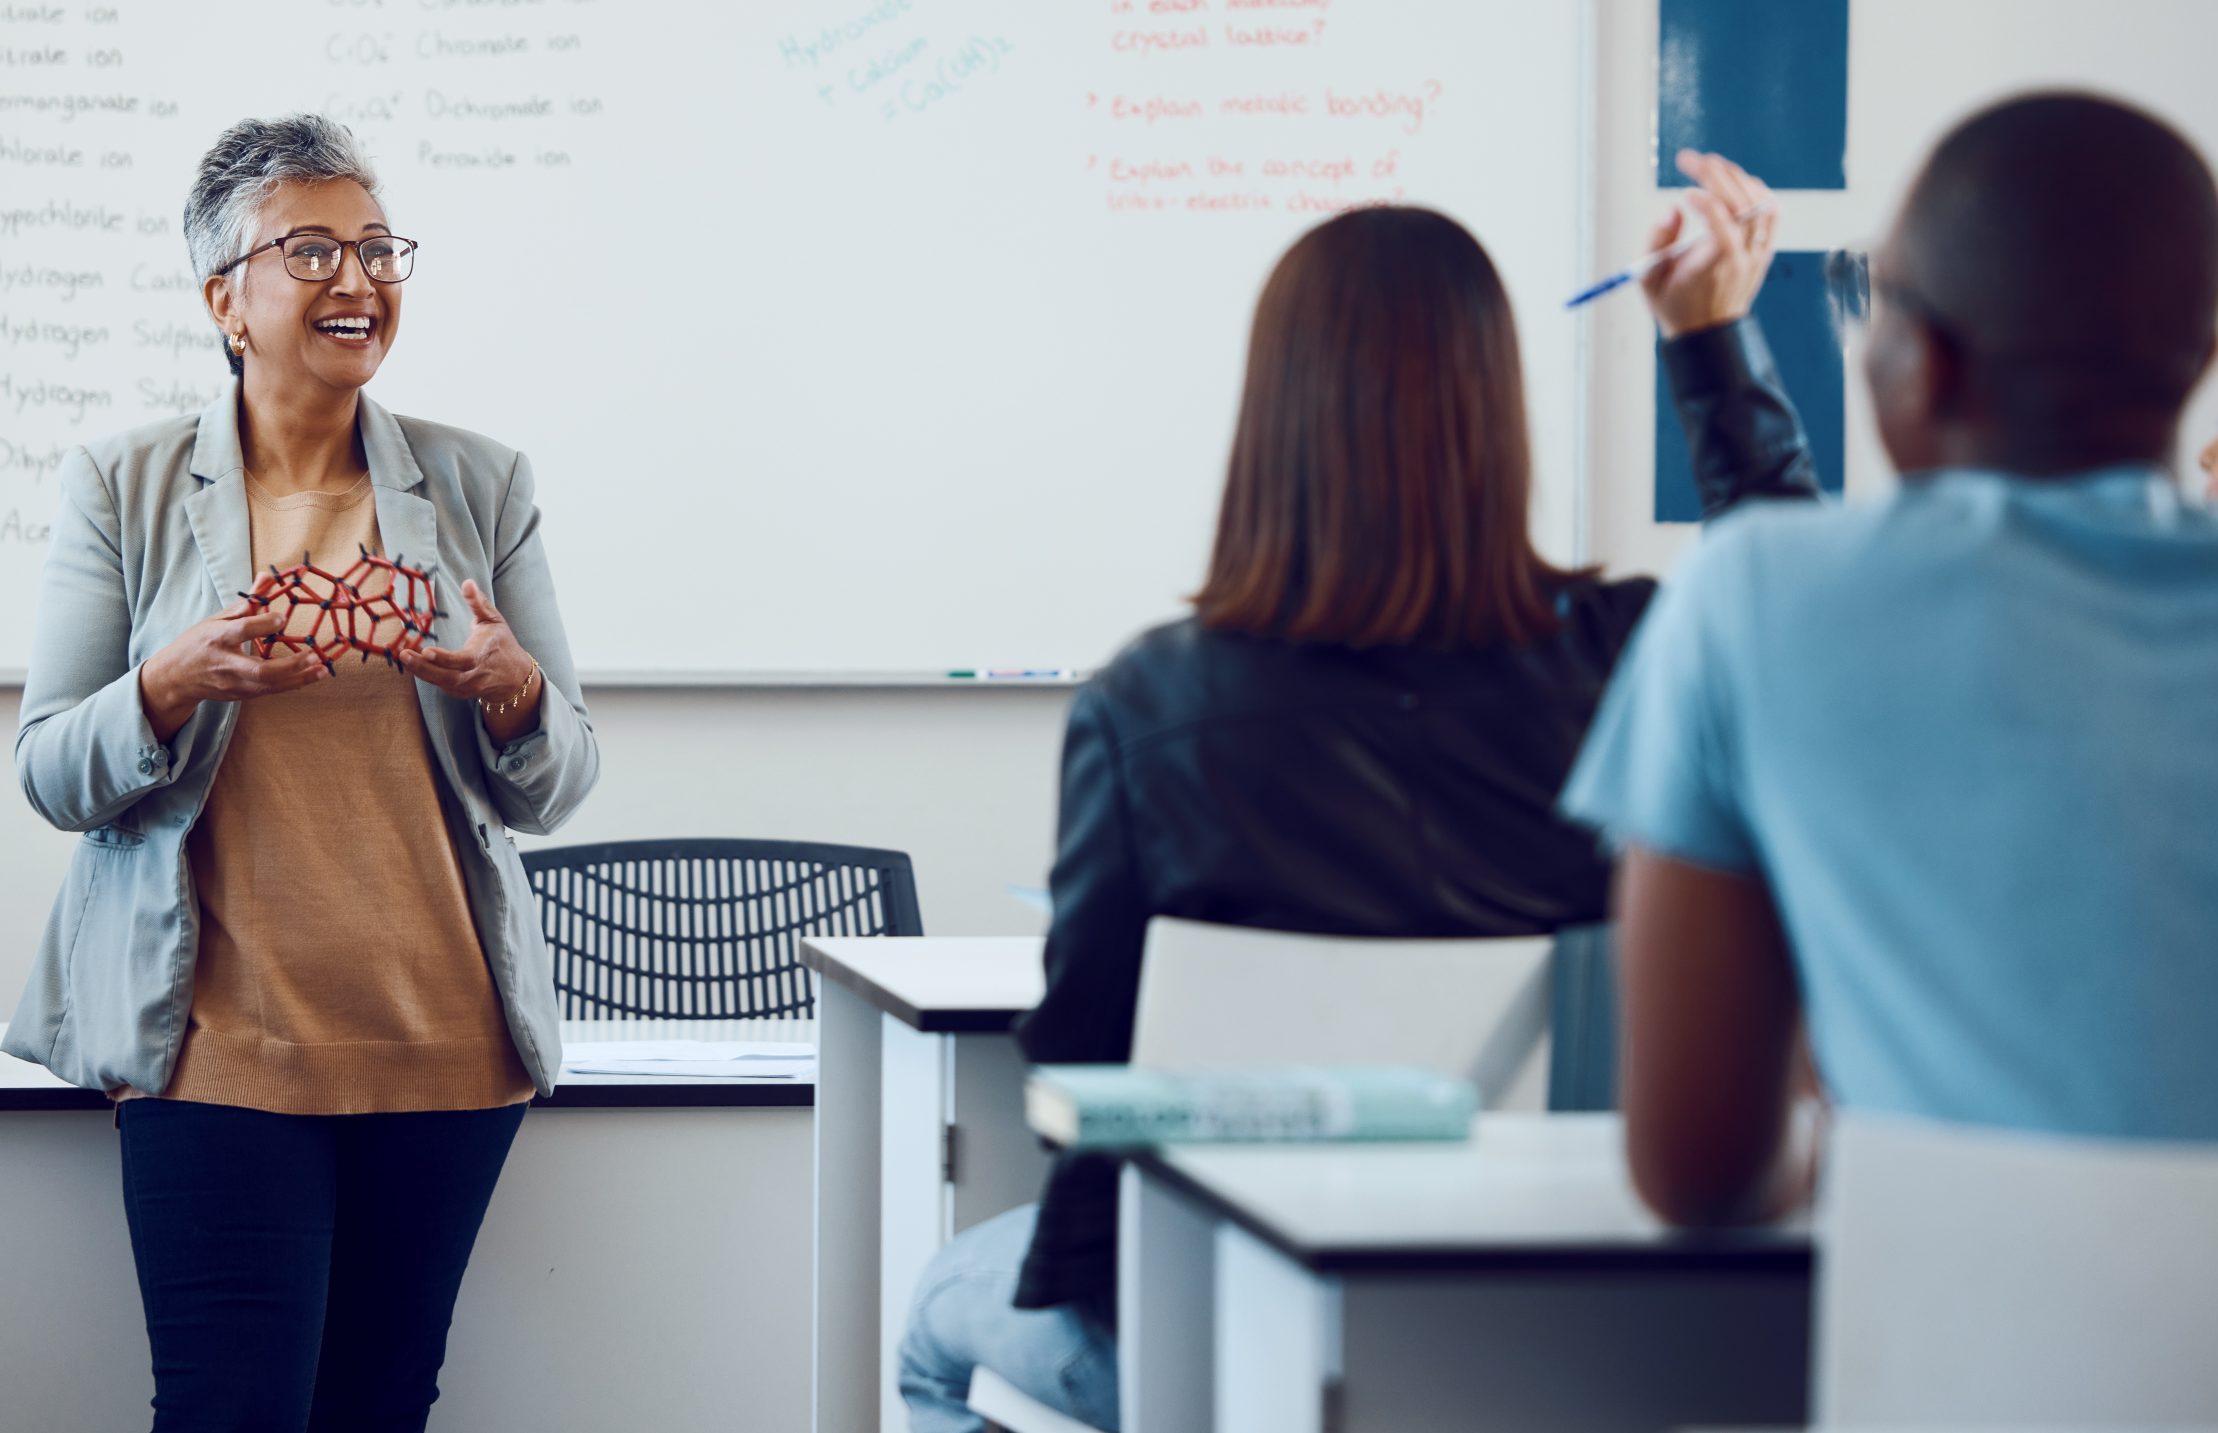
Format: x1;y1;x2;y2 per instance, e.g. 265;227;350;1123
1025;1065;1476;1149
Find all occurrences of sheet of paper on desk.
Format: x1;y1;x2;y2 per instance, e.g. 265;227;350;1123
560;1040;816;1080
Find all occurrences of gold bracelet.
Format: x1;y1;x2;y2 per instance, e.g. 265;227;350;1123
481;659;540;719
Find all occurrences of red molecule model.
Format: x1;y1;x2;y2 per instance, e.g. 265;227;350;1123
243;545;443;671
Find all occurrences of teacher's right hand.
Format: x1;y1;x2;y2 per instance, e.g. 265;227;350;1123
139;597;329;741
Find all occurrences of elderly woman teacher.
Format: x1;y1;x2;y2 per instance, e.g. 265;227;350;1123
1;114;597;1430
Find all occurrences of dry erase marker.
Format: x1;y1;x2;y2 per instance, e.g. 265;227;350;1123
946;669;1078;680
1563;203;1774;310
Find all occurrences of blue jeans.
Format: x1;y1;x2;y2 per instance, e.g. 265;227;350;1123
116;1097;527;1433
899;1203;1121;1432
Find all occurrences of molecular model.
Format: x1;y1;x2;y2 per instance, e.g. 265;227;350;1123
243;545;444;671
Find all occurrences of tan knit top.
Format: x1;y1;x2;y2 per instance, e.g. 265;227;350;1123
146;475;533;1114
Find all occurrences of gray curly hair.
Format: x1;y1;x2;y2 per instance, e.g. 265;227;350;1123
184;114;382;378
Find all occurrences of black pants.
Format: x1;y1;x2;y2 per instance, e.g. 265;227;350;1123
116;1098;528;1433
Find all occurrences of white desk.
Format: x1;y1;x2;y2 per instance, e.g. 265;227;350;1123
1121;1114;1812;1433
0;1018;816;1433
802;935;1052;1433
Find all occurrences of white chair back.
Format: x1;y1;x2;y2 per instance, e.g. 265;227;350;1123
967;1367;1107;1433
1129;917;1553;1105
1818;1113;2218;1426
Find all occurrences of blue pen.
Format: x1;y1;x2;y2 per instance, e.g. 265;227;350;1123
1563;203;1773;310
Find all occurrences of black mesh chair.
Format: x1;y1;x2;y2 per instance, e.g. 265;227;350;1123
519;838;924;1019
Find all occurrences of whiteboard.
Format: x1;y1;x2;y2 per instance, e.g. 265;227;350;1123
0;1;1588;679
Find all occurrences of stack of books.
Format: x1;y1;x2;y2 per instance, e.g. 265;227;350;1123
1025;1064;1476;1149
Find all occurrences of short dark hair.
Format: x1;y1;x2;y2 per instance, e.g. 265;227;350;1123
1896;91;2218;430
1193;207;1580;648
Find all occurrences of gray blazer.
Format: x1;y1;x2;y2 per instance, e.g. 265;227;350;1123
2;380;598;1095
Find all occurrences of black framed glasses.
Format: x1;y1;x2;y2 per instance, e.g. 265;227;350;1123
215;232;418;284
1823;248;1870;337
1824;247;1957;346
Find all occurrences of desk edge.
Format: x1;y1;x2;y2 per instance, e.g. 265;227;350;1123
801;940;1028;1034
1127;1147;1814;1276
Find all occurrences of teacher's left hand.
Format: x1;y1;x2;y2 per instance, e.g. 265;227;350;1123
400;579;535;702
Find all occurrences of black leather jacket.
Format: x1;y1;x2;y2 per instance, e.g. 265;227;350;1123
1012;318;1822;1315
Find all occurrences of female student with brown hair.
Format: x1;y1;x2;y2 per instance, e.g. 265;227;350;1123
897;152;1813;1431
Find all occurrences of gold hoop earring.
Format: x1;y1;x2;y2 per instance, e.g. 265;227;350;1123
229;332;246;356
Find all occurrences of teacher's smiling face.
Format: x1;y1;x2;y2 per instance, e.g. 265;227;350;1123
204;177;407;397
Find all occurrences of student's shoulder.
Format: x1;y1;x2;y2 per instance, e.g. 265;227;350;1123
1706;491;1877;554
1672;495;1895;608
1553;571;1664;661
1554;502;1876;648
1087;615;1226;714
1608;501;1903;678
1083;616;1311;743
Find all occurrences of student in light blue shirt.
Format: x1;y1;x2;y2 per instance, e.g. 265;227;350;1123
1563;91;2218;1226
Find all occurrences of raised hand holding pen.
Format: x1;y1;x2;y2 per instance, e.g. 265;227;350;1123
1643;148;1781;338
400;579;543;742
